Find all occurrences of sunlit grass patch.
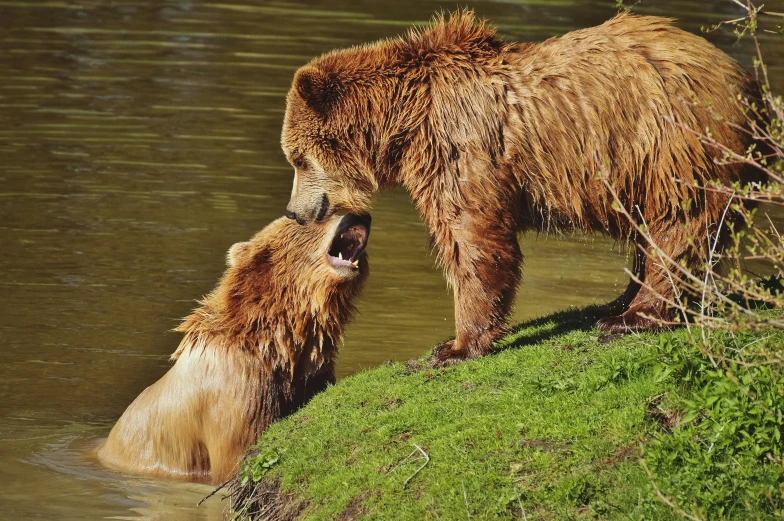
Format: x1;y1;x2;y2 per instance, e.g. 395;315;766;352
227;308;778;520
228;308;784;520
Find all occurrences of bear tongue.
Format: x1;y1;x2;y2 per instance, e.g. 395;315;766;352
329;237;360;268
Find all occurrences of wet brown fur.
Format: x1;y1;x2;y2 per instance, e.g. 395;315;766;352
97;216;368;484
281;12;763;365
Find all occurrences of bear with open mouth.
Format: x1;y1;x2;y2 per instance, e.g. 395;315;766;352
97;213;370;484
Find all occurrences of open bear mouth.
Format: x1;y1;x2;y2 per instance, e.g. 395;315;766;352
327;213;371;269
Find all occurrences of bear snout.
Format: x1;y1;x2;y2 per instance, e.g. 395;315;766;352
286;193;330;225
285;208;306;225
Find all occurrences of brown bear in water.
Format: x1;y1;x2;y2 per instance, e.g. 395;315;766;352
97;213;370;484
280;12;764;366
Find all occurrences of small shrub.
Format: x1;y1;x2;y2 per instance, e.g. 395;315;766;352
239;448;282;486
645;330;784;520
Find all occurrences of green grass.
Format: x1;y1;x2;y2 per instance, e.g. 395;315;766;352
230;308;784;520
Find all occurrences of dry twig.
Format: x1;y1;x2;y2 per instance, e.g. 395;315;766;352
403;444;431;488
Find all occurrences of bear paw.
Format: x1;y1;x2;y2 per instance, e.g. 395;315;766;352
431;340;483;367
596;310;665;335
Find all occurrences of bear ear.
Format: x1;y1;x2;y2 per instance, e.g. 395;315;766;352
226;241;251;267
294;66;343;118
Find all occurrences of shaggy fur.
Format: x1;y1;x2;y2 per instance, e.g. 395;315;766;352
281;12;764;365
97;216;368;484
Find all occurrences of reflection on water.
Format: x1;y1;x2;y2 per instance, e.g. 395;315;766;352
0;0;781;519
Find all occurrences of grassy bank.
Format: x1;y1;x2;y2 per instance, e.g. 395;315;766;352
228;308;784;520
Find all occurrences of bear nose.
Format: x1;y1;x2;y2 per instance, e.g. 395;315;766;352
285;209;297;221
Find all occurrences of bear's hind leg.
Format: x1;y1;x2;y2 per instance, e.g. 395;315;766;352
597;220;703;334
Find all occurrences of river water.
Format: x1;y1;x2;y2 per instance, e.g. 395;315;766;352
0;0;782;519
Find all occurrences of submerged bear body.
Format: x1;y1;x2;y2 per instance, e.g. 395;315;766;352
281;13;764;365
97;214;370;483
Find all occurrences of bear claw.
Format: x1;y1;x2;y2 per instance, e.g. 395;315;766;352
431;340;483;368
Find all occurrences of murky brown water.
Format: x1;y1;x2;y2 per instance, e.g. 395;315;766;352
1;0;782;519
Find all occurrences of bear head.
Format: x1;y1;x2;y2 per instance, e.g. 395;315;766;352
280;11;499;225
281;47;396;225
176;213;370;358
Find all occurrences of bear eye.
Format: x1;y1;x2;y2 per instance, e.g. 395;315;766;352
292;157;308;170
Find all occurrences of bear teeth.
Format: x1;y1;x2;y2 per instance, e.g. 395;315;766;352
338;251;343;261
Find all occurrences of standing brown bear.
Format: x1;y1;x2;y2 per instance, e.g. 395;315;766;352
97;213;370;484
281;12;762;366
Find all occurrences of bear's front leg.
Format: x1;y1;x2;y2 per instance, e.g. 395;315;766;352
427;207;522;367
